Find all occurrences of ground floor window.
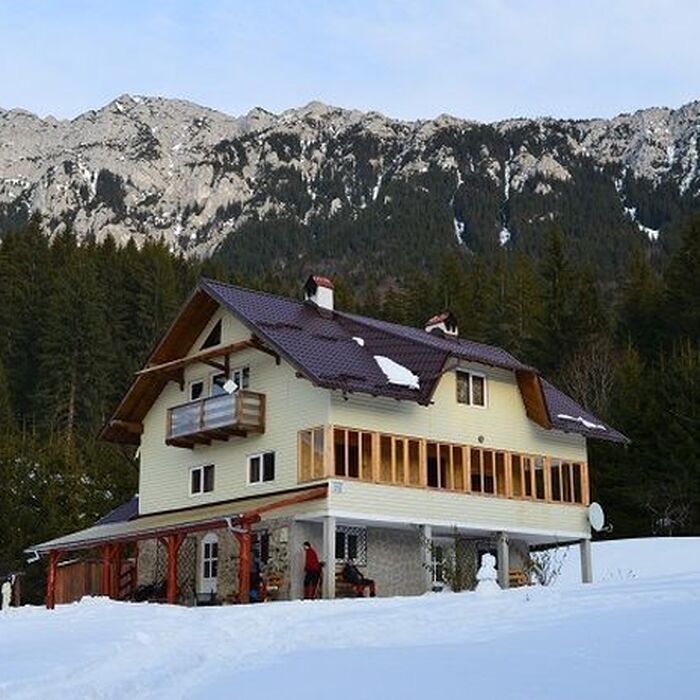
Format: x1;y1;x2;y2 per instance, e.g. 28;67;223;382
335;525;367;565
200;533;218;594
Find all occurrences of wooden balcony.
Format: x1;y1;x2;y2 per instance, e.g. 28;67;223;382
166;391;265;448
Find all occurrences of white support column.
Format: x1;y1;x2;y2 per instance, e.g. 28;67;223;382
322;516;336;599
580;538;593;584
420;524;433;593
496;532;510;589
288;519;303;600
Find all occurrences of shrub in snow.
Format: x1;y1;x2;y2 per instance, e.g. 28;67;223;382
526;545;569;586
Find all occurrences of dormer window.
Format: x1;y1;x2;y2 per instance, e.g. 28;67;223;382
200;319;222;349
456;370;486;407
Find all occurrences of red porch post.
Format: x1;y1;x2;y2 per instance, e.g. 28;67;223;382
46;550;62;609
163;533;186;605
112;543;123;599
236;527;252;604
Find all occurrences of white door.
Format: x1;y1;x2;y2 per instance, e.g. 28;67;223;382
200;533;218;595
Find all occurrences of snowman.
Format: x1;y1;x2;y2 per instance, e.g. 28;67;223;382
475;553;501;594
1;576;12;611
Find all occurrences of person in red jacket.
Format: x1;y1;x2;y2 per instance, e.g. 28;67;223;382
303;541;322;599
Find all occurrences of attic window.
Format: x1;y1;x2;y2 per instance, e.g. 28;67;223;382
200;320;222;349
456;370;486;407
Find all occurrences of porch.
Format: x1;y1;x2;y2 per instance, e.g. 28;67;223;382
30;485;328;609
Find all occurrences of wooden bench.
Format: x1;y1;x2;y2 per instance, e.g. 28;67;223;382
509;569;530;588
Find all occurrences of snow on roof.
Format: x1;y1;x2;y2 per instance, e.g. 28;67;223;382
557;413;607;431
352;336;365;346
374;355;420;390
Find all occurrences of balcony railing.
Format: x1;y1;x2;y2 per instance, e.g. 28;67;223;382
166;391;265;448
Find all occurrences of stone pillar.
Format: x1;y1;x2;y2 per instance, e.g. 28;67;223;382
289;520;303;600
420;524;433;592
580;538;593;584
322;516;336;599
496;532;509;589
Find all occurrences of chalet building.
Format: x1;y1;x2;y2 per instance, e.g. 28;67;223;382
30;276;627;607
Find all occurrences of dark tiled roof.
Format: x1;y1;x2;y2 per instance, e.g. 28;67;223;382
542;381;629;444
200;279;627;444
95;495;139;525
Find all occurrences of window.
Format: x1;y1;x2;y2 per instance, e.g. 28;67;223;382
249;451;275;484
201;533;218;594
191;465;215;495
252;531;270;567
456;370;487;407
189;379;205;401
211;367;249;396
200;319;222;349
432;543;450;587
335;526;367;565
333;428;374;480
299;428;326;481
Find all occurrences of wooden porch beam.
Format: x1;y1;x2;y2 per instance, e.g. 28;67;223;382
135;339;255;377
45;550;62;610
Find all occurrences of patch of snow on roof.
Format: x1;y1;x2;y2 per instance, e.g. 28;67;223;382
557;413;606;431
499;227;511;246
352;336;365;347
374;355;420;390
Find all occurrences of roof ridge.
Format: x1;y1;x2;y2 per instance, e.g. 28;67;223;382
199;277;307;308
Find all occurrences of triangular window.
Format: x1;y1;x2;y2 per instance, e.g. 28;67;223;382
200;319;222;349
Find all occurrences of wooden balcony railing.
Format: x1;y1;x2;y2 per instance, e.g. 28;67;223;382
166;391;265;448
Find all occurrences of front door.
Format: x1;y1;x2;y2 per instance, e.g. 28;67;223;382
200;533;218;595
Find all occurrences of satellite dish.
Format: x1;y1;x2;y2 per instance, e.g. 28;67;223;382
588;502;605;532
222;379;238;395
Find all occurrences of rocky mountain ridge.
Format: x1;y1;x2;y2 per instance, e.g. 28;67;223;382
1;94;699;261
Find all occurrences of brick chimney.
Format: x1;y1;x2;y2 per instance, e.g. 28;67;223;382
303;275;334;312
425;311;458;337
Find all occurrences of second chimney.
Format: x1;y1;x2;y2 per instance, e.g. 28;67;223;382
425;311;458;337
303;274;334;312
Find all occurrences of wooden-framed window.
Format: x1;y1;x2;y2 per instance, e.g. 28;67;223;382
299;428;326;481
297;426;589;506
335;526;367;565
456;370;487;407
190;464;215;495
248;451;275;484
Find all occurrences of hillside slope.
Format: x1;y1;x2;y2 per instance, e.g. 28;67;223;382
2;97;700;277
2;538;699;699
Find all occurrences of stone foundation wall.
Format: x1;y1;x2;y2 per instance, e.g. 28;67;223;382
365;527;425;597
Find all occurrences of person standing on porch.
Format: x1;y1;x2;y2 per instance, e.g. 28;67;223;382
303;541;322;599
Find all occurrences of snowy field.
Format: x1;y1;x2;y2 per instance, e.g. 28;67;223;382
2;537;700;700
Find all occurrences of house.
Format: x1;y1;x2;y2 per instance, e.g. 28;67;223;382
30;276;628;607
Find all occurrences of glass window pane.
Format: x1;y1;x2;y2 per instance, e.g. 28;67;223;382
348;431;360;478
456;372;470;404
427;443;439;487
191;468;202;494
203;465;215;492
300;430;312;481
313;428;325;478
335;531;345;559
211;373;227;396
190;380;204;401
380;435;392;482
250;456;261;483
334;429;346;477
263;453;275;481
361;432;373;481
472;375;485;406
470;448;482;492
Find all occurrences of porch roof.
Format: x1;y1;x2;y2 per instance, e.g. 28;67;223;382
28;484;329;554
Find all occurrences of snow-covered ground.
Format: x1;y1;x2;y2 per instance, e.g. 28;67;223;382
2;538;700;700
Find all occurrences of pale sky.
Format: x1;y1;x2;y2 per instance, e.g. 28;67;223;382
1;0;699;122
